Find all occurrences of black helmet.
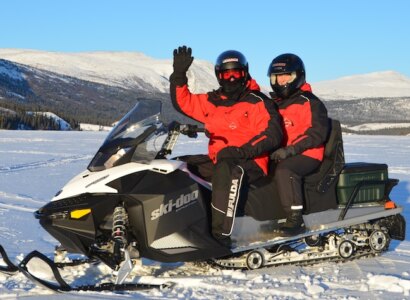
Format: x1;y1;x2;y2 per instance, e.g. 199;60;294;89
215;50;249;86
267;53;305;98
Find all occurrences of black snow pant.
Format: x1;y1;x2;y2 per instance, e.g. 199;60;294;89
273;155;321;214
180;154;264;239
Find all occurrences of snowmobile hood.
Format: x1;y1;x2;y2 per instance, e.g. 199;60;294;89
52;159;184;201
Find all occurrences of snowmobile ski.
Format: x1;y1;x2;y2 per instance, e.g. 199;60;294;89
0;245;19;274
17;250;173;292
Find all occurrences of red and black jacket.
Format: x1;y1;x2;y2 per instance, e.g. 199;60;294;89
170;73;283;175
272;83;329;161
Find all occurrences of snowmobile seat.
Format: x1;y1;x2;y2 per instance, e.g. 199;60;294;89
243;118;345;220
303;118;345;214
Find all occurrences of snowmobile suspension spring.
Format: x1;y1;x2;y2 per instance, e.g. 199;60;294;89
112;206;128;245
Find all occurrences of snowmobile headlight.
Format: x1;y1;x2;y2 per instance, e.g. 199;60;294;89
70;209;91;219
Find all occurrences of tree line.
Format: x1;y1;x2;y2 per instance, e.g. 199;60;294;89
0;102;79;130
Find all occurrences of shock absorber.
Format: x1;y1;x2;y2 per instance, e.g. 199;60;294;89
112;205;129;251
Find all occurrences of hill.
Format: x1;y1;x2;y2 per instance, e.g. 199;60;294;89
1;49;410;133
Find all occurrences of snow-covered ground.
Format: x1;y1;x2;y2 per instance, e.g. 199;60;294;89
342;122;410;132
0;130;409;299
79;123;112;131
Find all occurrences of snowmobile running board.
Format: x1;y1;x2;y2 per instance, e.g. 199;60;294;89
16;250;173;293
214;207;405;270
231;206;403;253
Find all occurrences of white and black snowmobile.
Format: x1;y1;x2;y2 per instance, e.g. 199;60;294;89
0;99;405;292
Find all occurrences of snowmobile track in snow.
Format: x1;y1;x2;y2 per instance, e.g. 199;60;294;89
0;154;92;173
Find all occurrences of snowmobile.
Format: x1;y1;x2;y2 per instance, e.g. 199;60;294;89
0;99;406;292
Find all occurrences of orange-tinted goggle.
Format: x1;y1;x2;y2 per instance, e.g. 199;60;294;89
220;69;244;80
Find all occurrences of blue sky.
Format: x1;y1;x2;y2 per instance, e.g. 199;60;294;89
2;0;409;85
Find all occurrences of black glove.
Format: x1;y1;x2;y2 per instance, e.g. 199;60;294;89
180;124;198;138
217;146;250;161
167;121;181;132
270;146;296;162
173;46;194;74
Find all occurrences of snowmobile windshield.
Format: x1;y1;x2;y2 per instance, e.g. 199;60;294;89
87;100;167;172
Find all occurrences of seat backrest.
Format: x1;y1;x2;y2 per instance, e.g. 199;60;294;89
304;118;345;191
324;118;345;165
303;118;345;213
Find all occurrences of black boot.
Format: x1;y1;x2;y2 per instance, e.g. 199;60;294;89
213;234;233;248
273;210;305;237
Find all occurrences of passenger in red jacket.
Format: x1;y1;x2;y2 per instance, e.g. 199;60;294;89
170;46;282;246
267;53;329;236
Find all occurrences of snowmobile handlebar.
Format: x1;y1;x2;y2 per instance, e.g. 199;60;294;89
179;124;205;138
167;121;205;138
156;122;205;159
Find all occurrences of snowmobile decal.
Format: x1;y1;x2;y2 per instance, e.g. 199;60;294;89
70;208;91;219
85;174;109;188
150;190;199;220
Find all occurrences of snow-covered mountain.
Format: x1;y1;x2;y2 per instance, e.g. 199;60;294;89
1;49;410;132
0;49;218;94
31;111;72;130
2;49;410;99
312;71;410;100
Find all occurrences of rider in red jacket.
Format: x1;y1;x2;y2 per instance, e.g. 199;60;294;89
170;46;282;246
268;53;329;237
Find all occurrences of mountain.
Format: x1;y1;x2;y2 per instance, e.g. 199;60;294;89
1;49;410;133
309;71;410;132
30;111;72;130
312;71;410;100
0;50;220;127
0;49;218;94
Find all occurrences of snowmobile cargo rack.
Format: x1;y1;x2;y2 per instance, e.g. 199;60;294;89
338;178;399;221
337;163;389;205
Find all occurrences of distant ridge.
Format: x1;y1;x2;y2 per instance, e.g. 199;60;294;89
1;49;410;133
0;49;218;94
2;49;410;100
312;71;410;100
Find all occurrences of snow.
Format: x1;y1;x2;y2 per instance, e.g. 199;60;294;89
79;123;112;132
31;112;72;130
0;60;25;81
2;49;410;99
0;49;219;94
312;71;410;100
0;130;409;299
0;107;16;115
343;122;410;131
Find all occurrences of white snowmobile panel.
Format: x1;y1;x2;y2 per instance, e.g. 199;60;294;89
52;159;184;201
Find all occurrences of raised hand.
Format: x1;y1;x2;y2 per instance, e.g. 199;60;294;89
173;45;194;73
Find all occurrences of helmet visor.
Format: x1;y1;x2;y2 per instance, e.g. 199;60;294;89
270;74;277;85
270;72;297;85
221;69;244;80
